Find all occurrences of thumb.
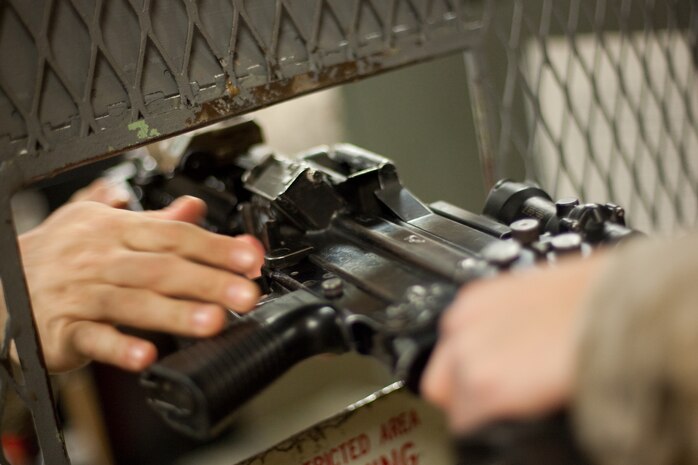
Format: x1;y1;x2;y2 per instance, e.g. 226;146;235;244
148;196;207;224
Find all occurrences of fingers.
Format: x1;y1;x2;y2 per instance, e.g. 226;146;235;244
422;337;501;433
448;364;543;433
70;179;131;208
447;359;510;432
422;289;476;412
234;234;265;278
236;234;265;256
70;321;157;371
148;196;207;223
420;340;454;409
103;251;260;311
424;278;572;434
123;218;263;277
31;195;265;374
89;285;226;337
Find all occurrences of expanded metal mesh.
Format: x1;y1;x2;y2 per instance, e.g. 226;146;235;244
469;0;698;232
0;0;482;163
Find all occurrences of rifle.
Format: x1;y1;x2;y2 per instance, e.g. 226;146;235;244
131;120;634;463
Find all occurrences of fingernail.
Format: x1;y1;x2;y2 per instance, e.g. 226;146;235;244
129;344;149;368
191;306;215;329
226;284;258;310
232;249;257;270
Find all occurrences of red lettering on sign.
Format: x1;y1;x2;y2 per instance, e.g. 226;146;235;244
302;433;371;465
364;441;418;465
379;410;421;444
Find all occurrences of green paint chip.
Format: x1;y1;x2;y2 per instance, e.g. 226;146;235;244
127;120;161;139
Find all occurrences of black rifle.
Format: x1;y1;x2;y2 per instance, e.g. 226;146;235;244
132;120;634;464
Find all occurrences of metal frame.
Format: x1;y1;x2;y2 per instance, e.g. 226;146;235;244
0;1;483;463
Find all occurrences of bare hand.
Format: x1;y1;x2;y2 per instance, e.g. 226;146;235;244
69;178;131;208
421;254;605;432
19;197;264;373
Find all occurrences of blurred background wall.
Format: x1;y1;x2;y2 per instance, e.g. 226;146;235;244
342;54;486;211
250;52;487;212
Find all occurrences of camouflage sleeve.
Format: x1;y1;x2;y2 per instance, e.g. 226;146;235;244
573;232;698;465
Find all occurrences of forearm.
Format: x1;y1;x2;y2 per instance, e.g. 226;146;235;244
574;232;698;465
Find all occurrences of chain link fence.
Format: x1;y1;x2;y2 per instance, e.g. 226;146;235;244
469;0;698;232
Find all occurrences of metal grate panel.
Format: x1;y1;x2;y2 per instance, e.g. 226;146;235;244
467;0;698;232
0;0;483;184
